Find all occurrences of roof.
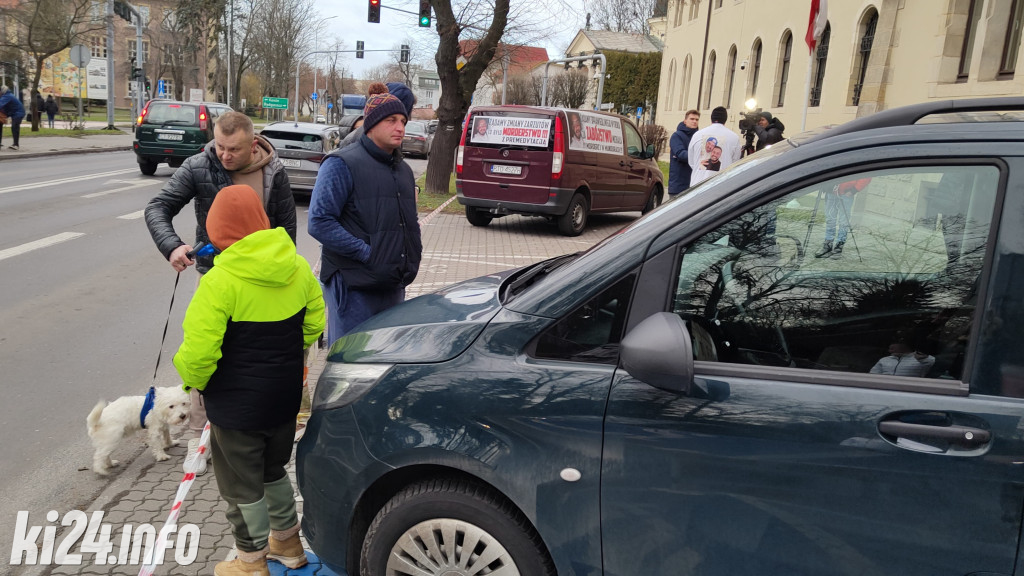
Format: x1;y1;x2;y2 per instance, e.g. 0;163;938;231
569;30;664;54
459;41;549;75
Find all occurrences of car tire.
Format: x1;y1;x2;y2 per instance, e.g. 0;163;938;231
466;206;493;227
557;193;588;236
360;477;556;576
642;184;662;215
138;158;158;176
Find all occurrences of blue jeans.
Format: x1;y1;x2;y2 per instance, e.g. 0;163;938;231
824;192;854;243
322;271;405;347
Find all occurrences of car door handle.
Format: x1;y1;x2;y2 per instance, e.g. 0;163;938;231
878;421;991;447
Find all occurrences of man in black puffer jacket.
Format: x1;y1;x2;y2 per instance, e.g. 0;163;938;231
144;111;297;275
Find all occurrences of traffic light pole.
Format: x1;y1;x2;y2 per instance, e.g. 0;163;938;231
105;0;115;129
292;48;407;125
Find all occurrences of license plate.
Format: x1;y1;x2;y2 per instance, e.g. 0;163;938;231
281;159;301;168
490;165;522;175
157;133;183;141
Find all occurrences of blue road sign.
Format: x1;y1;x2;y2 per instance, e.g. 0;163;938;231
158;79;165;96
637;106;643;117
311;92;318;100
327;102;333;109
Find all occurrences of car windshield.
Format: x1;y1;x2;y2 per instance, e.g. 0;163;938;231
406;122;426;135
500;252;581;302
261;129;323;152
143;103;197;126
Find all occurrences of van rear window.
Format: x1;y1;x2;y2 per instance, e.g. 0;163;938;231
468;113;552;150
143;103;198;126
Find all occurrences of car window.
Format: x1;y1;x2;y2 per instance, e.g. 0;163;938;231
624;122;644;158
670;164;999;382
406;122;426;135
533;273;637;364
261;130;323;152
143;102;197;126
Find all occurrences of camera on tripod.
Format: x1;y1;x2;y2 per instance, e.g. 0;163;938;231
738;110;762;134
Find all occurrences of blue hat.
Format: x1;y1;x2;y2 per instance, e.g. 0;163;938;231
386;82;416;116
363;92;408;133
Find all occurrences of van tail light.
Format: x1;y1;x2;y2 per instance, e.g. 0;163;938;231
552;115;565;180
456;115;470;175
199;105;208;130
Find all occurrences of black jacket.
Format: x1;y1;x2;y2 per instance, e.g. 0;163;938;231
754;118;786;151
144;138;297;273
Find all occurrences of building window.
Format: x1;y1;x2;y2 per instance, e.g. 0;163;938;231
667;59;677;111
958;0;981;81
775;31;792;107
90;36;106;58
690;0;701;21
725;45;736;107
679;54;692;110
424;90;433;99
715;0;722;7
749;38;762;99
809;23;830;106
704;51;716;109
127;40;150;65
1000;0;1023;77
852;9;878;106
674;0;684;27
163;45;175;66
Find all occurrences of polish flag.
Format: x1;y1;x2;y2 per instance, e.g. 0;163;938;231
805;0;829;53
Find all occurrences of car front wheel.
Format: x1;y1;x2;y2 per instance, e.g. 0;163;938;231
360;478;555;576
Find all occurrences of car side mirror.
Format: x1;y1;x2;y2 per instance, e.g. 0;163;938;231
619;312;694;393
645;144;656;159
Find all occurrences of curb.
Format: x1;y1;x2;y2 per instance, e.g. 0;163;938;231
0;145;133;161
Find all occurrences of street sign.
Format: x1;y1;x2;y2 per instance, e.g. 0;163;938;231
158;79;165;96
311;92;318;101
190;88;203;103
69;44;91;68
327;102;333;109
262;96;289;109
636;106;643;118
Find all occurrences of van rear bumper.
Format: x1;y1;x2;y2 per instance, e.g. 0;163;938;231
456;183;576;216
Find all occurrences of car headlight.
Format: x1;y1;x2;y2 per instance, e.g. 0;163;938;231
312;362;392;411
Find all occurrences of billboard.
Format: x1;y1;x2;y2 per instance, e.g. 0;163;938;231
37;48;108;100
565;110;623;155
469;115;551;148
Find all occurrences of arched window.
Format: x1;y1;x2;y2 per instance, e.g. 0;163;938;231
679;54;692;110
851;8;878;105
1000;0;1023;77
667;59;677;111
749;38;762;99
725;45;737;107
810;23;830;106
704;51;716;109
775;31;792;107
674;0;685;27
959;0;981;80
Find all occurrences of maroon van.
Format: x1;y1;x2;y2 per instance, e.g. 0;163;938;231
455;105;664;236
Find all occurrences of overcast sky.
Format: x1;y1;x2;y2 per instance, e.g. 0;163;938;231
313;0;589;79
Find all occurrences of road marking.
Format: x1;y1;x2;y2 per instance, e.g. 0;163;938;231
0;168;137;195
0;232;85;262
82;180;159;198
118;210;145;220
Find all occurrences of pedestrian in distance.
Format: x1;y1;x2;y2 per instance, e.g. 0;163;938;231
687;106;741;187
815;177;871;258
172;184;325;576
308;90;423;346
338;81;415;149
145;110;297;453
33;91;44;127
44;95;58;129
754;111;785;151
668;109;699;197
0;85;26;150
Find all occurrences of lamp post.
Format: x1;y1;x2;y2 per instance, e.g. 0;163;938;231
312;15;338;119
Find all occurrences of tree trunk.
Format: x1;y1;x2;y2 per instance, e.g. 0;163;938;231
31;60;43;131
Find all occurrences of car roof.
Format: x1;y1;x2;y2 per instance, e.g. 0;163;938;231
469;104;627;120
262;121;336;134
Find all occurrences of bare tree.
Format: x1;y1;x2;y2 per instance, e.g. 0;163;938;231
549;68;590;108
174;0;226;100
247;0;316;113
503;73;541;105
0;0;103;130
590;0;657;34
362;63;402;85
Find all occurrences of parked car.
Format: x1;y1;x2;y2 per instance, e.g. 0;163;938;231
401;120;431;157
456;105;664;236
297;97;1024;576
260;121;343;193
315;114;327;124
132;99;232;175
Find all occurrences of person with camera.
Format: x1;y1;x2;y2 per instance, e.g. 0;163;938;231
754;111;785;151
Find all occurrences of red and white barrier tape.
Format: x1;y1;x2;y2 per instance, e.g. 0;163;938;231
137;421;210;576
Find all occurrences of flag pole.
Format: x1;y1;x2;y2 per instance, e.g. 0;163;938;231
801;51;813;132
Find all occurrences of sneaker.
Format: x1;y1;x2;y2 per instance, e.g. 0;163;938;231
814;241;833;258
184;437;207;475
8;145;18;150
831;241;845;256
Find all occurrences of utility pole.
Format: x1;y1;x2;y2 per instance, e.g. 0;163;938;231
105;0;115;129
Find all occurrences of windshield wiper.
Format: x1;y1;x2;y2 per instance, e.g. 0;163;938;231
501;252;580;301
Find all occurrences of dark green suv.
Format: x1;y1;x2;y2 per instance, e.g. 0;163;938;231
132;99;232;175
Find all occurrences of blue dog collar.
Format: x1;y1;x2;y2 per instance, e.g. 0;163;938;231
140;386;156;429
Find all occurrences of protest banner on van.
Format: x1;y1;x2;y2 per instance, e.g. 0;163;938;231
469;116;551;147
566;111;624;155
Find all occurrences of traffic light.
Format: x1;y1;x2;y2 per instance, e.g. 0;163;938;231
368;0;380;23
114;1;132;22
400;44;410;63
418;0;431;27
356;41;364;59
144;77;151;93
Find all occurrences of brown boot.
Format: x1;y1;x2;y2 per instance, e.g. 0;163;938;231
267;524;308;569
214;547;270;576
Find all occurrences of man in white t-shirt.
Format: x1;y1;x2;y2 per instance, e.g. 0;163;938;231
688;106;742;186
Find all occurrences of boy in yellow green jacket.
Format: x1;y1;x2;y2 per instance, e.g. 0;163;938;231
172;184;325;576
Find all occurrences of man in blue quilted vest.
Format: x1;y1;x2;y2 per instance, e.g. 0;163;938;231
308;90;422;346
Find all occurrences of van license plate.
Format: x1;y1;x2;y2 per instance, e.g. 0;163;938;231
157;134;183;141
281;159;301;168
490;165;522;175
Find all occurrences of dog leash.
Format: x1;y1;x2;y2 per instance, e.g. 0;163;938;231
152;271;181;381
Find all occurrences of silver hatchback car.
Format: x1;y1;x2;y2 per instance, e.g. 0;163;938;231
260;122;345;193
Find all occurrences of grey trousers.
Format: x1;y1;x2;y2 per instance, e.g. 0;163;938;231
210;421;299;552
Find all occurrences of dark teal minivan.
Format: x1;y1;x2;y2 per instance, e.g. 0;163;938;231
297;97;1024;576
132;99;232;175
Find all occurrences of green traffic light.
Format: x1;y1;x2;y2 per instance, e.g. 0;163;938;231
419;16;430;26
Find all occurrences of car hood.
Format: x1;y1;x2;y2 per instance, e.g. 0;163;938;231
327;272;511;364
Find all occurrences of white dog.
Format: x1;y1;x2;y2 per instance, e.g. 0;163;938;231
86;386;191;475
